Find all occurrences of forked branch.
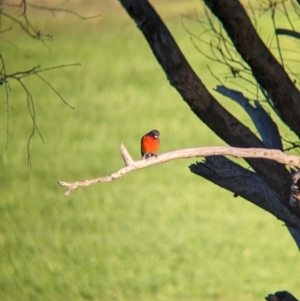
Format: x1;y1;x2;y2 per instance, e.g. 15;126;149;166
58;144;300;196
1;0;101;43
0;56;79;165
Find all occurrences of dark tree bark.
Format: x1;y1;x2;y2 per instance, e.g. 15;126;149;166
118;0;300;247
190;157;300;229
276;29;300;40
266;291;299;301
203;0;300;137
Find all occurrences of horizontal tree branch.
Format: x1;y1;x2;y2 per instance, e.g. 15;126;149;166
190;156;279;210
58;144;300;196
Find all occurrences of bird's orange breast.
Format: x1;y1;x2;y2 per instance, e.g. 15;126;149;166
141;135;160;154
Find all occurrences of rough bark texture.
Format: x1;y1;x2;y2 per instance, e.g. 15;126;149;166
204;0;300;137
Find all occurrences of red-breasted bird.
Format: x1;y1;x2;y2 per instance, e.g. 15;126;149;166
140;129;160;159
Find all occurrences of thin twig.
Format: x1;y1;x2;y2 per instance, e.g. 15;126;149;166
16;78;44;166
2;0;101;51
1;56;10;150
0;27;12;33
270;3;285;67
282;0;294;30
1;12;44;39
0;56;79;156
34;74;75;109
26;2;101;20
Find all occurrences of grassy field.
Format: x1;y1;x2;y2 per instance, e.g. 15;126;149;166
0;1;300;301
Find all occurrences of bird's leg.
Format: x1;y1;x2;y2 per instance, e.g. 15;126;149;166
145;153;158;159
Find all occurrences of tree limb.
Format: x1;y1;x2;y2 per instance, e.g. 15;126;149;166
0;57;78;165
190;155;300;248
203;0;300;138
190;156;280;211
58;144;300;196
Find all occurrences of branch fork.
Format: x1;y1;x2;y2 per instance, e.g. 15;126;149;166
58;143;300;196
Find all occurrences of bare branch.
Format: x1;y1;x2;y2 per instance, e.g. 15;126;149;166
2;0;101;50
34;73;75;109
15;78;44;166
25;2;102;20
2;56;10;150
203;0;300;138
282;137;300;153
58;144;300;196
0;55;78;157
1;11;50;40
9;63;81;78
190;155;300;247
276;28;300;39
0;27;12;33
190;155;280;210
269;1;284;67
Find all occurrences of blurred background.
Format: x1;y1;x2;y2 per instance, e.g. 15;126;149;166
0;1;299;300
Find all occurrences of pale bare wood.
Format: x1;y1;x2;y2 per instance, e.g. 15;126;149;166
58;144;300;196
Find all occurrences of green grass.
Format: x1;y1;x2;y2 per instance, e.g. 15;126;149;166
0;1;300;301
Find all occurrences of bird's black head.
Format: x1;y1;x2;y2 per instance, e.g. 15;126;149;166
149;129;160;139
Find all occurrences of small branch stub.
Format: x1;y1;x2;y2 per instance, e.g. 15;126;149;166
120;143;134;167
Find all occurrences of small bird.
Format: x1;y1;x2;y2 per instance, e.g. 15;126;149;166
141;129;160;159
